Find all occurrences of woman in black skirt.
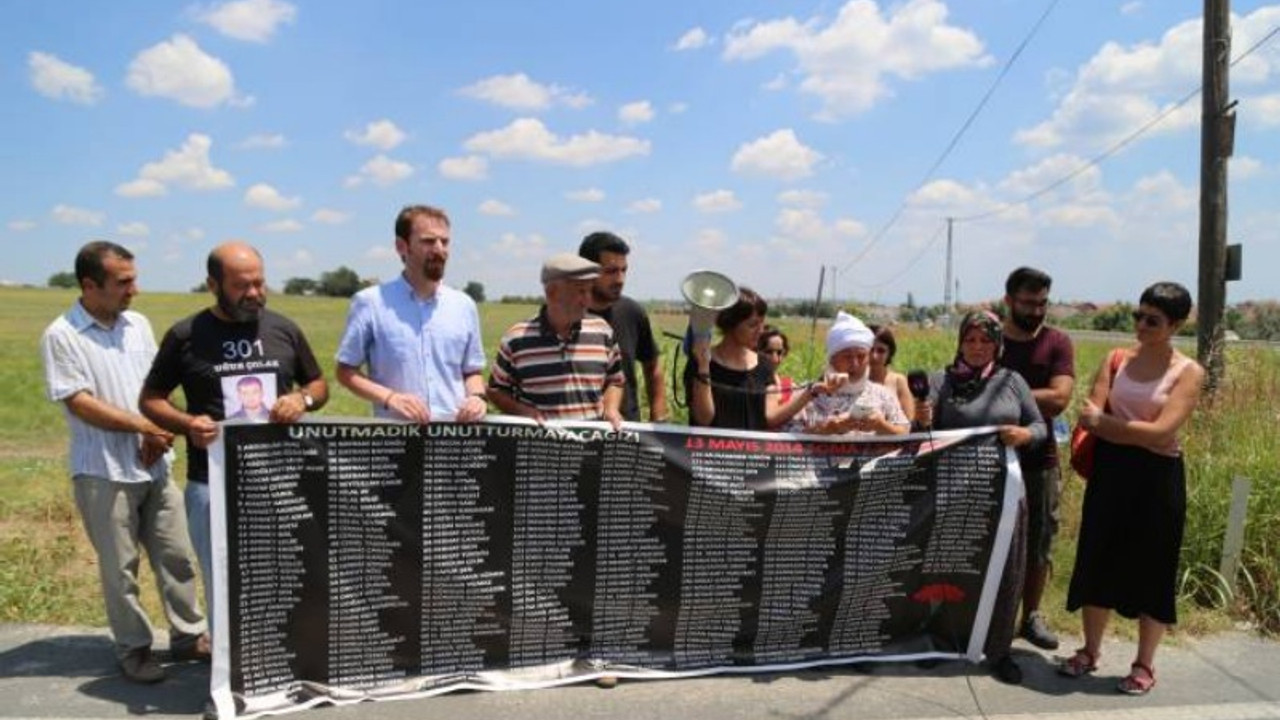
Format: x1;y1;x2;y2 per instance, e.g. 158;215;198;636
1058;282;1204;695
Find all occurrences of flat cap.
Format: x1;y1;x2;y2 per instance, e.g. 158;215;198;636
541;252;600;284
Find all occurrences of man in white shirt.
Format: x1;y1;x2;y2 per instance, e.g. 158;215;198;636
40;241;208;684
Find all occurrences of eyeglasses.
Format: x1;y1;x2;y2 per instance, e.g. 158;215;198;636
1131;311;1165;328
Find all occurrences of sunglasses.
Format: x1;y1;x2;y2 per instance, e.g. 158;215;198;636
1131;311;1165;328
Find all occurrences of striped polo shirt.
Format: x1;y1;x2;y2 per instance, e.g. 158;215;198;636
489;307;624;421
40;301;171;483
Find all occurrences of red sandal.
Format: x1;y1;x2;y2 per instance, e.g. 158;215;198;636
1057;648;1099;678
1117;661;1156;695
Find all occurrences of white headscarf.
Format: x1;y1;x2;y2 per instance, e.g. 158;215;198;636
825;311;875;395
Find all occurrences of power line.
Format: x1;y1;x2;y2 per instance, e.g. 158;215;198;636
836;0;1062;276
955;23;1280;224
849;220;946;290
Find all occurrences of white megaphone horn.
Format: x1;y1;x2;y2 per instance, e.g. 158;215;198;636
680;270;739;343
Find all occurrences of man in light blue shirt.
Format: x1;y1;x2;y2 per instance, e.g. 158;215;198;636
336;204;487;422
40;241;208;684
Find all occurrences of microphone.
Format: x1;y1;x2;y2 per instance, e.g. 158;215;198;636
907;370;931;401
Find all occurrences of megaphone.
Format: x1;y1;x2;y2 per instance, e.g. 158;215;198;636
680;270;739;344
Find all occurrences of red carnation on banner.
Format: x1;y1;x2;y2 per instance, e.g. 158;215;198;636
911;583;965;604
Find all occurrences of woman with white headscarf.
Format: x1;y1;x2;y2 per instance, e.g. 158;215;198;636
786;311;909;436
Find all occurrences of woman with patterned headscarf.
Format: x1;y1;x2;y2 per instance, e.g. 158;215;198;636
916;310;1046;684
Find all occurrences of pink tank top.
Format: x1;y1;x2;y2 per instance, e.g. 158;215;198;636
1109;354;1191;457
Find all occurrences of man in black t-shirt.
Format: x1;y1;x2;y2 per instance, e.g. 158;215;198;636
579;231;668;423
140;242;328;636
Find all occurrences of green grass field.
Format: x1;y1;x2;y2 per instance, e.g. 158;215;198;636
2;285;1275;639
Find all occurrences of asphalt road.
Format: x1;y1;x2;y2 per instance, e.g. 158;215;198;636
3;624;1279;720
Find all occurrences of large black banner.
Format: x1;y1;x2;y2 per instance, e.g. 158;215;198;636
208;419;1020;718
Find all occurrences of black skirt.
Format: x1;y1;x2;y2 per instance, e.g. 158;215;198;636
1066;438;1186;624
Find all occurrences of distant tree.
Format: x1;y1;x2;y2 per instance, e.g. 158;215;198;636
1241;301;1280;341
905;292;916;309
1091;303;1134;332
318;266;362;297
191;283;208;293
284;277;318;296
47;271;77;289
463;281;486;303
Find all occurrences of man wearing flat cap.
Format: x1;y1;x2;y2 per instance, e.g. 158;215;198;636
487;252;625;428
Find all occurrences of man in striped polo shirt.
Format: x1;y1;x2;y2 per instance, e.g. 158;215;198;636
487;253;625;429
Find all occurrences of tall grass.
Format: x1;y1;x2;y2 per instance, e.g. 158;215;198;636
1;287;1276;635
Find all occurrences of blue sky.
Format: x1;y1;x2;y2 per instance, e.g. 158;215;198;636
3;0;1278;305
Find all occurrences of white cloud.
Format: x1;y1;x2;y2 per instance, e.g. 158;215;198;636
693;228;728;253
1016;7;1280;151
344;119;407;150
627;198;662;214
310;208;350;224
244;182;301;211
777;189;828;208
365;245;399;263
996;153;1106;202
763;74;788;92
565;188;605;202
196;0;297;42
668;102;689;114
673;27;711;51
126;34;245;108
723;0;989;120
1251;94;1280;127
458;73;592;111
478;199;515;216
116;221;150;237
28;52;104;105
464;118;650;167
1231;156;1263;181
238;133;286;149
259;218;303;233
618;100;655;125
115;134;235;197
115;179;168;198
1120;2;1144;15
491;232;549;260
344;154;414;187
693;190;742;213
8;220;37;232
51;204;105;226
773;207;866;243
437;155;489;181
730;129;824;181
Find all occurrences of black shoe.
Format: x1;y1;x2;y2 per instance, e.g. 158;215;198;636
171;632;212;663
120;647;165;684
991;655;1023;685
1020;611;1060;650
202;698;218;720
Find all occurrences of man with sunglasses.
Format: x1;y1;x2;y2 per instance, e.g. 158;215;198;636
578;231;667;424
999;266;1075;652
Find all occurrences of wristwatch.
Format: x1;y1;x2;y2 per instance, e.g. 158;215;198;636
299;389;315;410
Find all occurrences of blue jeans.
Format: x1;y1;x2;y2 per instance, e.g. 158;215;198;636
185;480;213;636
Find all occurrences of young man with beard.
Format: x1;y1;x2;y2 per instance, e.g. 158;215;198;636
336;205;487;423
140;241;329;631
999;266;1075;651
578;232;667;423
41;241;208;684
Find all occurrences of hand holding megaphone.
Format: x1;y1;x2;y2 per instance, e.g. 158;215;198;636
907;369;932;428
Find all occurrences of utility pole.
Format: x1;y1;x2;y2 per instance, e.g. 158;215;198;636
1198;0;1232;391
944;217;954;320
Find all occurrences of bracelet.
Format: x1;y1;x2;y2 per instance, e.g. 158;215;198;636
382;390;396;409
695;373;710;384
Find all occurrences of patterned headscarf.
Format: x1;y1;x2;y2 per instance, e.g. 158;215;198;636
946;310;1003;403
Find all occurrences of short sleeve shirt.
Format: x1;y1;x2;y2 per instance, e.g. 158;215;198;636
336;276;485;419
1000;326;1074;468
144;308;323;483
41;303;171;483
590;296;659;422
